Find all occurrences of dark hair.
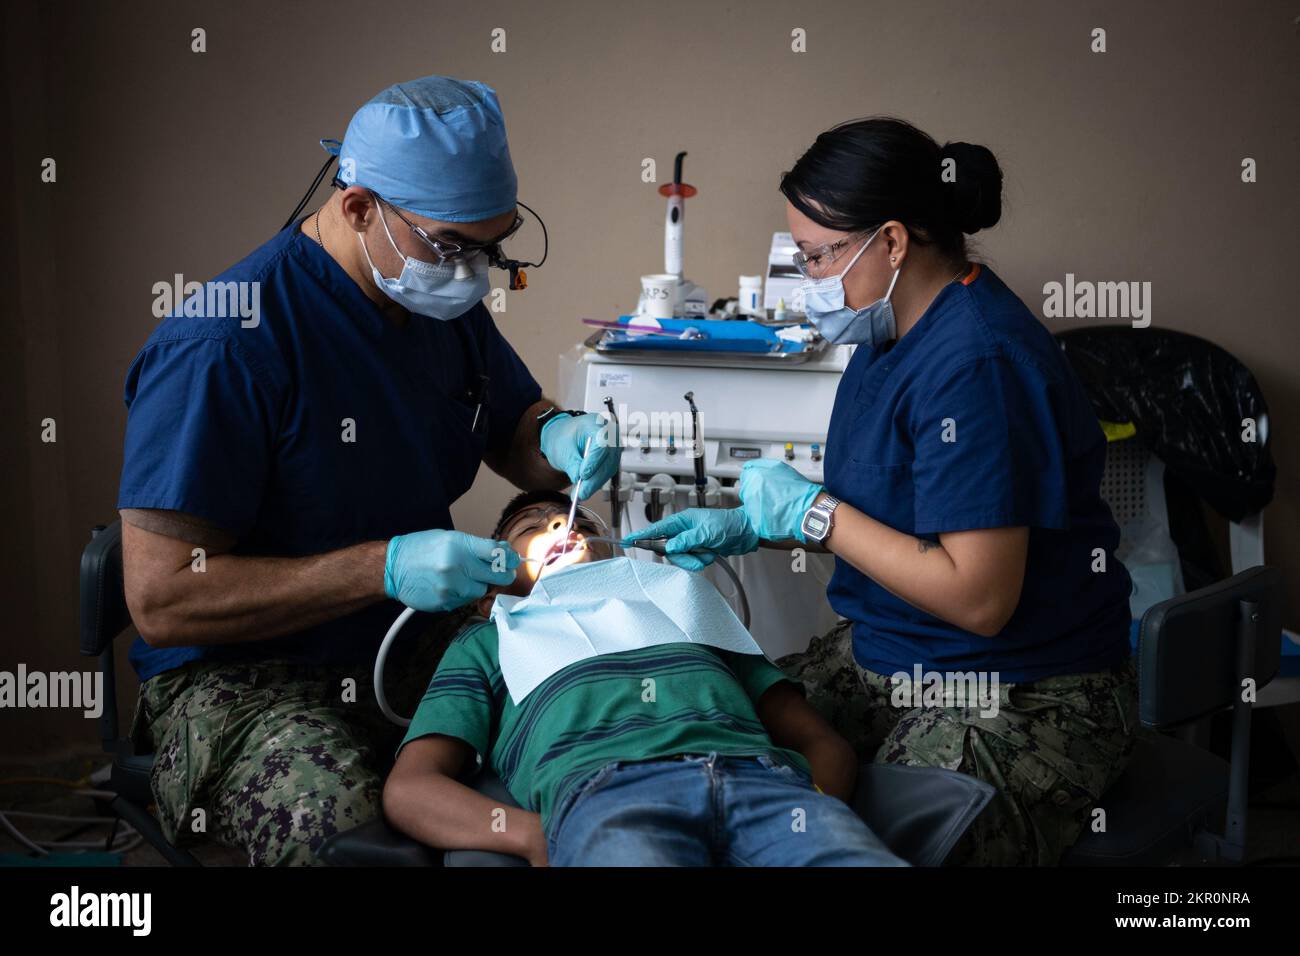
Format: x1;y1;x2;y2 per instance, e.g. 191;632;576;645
779;117;1002;260
491;489;573;538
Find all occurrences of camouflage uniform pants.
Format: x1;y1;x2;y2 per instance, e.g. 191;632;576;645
776;621;1139;866
129;613;462;866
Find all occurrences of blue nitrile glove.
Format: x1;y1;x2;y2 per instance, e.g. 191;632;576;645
738;459;823;543
384;529;521;612
539;412;620;500
622;508;760;572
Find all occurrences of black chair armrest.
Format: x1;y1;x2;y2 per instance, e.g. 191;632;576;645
1138;565;1282;728
80;521;131;657
851;763;996;867
316;818;442;867
317;772;528;867
444;771;529;867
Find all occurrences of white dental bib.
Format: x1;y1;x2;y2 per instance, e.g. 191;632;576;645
490;557;765;704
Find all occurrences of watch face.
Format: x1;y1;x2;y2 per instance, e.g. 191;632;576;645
804;513;829;538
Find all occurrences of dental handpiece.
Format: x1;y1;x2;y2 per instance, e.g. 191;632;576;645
611;535;668;555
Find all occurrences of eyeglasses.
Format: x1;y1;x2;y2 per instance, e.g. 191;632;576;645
378;196;525;263
500;505;601;540
375;194;548;290
791;230;875;279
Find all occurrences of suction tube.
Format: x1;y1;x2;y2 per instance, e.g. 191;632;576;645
375;606;419;726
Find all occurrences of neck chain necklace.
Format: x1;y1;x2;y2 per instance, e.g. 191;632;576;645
313;208;325;250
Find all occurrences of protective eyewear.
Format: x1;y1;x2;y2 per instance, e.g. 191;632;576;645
791;229;876;279
378;194;548;290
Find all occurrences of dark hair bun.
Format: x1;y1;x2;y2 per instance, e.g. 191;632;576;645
939;141;1002;234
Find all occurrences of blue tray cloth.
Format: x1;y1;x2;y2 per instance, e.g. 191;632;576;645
601;317;806;354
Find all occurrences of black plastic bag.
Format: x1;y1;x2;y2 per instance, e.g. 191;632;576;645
1057;326;1275;522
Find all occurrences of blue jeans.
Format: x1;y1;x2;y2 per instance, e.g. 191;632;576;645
546;753;908;867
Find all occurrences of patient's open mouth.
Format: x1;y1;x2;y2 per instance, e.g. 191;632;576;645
543;534;585;565
521;526;593;581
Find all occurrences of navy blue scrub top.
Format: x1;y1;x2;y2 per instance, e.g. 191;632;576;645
119;223;541;681
823;265;1131;683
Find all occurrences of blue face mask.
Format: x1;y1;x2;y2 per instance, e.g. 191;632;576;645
358;206;490;320
799;228;901;346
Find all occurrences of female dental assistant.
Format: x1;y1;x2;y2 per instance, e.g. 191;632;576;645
627;118;1138;866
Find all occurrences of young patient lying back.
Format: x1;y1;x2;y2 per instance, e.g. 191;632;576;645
382;489;905;867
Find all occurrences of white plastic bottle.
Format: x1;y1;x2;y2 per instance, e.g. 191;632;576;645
738;275;762;316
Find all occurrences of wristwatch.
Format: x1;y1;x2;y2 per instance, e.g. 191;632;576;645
801;493;841;544
535;406;583;431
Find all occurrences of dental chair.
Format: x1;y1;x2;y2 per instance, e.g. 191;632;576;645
1062;565;1282;865
80;518;994;868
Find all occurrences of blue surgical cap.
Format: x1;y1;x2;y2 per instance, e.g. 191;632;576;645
327;76;518;224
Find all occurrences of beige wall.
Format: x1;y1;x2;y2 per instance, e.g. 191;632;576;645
3;0;1297;757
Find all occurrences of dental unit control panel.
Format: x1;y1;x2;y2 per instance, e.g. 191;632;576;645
568;344;849;487
551;154;850;657
558;341;850;659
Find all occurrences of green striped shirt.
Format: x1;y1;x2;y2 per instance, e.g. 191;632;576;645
400;621;808;830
